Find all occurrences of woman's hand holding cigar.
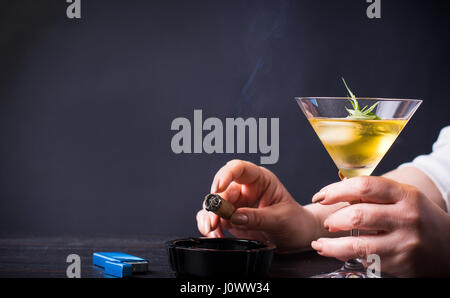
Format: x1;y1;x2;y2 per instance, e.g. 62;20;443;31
196;159;320;253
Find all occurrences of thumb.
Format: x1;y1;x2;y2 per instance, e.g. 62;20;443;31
230;206;278;231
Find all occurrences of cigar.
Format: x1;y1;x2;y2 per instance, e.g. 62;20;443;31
204;193;236;220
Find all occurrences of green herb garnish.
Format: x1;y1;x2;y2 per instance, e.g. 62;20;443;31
342;77;381;120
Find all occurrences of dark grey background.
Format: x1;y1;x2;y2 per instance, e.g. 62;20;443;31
0;0;449;236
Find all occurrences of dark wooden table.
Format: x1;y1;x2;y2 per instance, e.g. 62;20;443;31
0;235;342;278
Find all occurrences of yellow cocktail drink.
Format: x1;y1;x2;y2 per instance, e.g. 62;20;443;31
309;118;407;178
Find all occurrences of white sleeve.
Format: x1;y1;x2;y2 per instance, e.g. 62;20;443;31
399;126;450;212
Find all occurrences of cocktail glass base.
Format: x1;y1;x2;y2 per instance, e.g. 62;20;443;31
311;259;380;278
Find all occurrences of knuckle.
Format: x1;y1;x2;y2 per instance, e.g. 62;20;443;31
404;186;421;202
406;235;421;255
350;207;364;228
355;176;372;196
353;238;370;258
249;212;264;229
401;188;422;228
257;166;274;189
258;165;273;177
253;214;263;229
398;235;421;273
405;209;421;229
226;159;243;168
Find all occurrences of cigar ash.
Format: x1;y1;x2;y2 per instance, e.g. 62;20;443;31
204;194;235;220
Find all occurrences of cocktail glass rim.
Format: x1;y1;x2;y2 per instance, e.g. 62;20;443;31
295;96;422;102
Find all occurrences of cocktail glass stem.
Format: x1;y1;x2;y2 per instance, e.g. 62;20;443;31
341;171;364;273
344;229;364;271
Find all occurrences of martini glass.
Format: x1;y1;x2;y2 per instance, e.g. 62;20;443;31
295;97;421;278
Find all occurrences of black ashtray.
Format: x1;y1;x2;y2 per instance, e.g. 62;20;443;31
166;237;275;278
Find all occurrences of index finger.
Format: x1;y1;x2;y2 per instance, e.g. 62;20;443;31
211;160;263;194
312;176;406;205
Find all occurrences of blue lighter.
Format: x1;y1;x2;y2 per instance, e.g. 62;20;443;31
93;252;149;278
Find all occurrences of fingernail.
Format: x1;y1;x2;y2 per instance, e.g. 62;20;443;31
311;240;322;251
231;213;248;225
323;220;329;230
312;191;326;203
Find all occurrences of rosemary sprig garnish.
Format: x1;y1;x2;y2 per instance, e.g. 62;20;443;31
342;77;381;120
